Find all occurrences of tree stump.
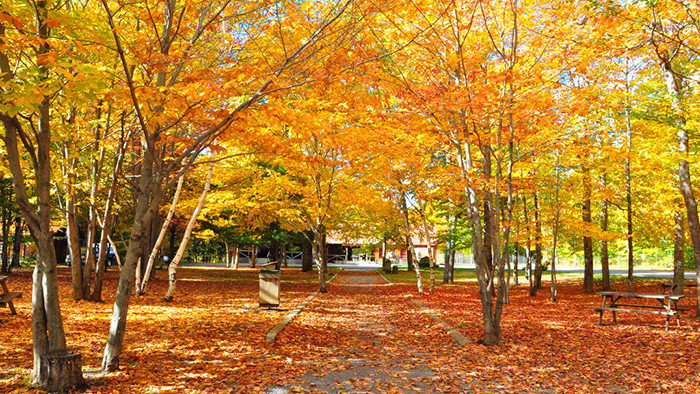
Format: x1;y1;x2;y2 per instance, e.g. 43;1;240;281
39;349;87;392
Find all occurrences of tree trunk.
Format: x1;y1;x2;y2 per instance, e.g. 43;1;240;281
522;196;535;295
533;193;543;292
443;224;455;285
164;162;213;302
457;135;498;344
625;107;634;293
139;174;184;295
82;142;104;299
101;140;162;372
550;154;561;302
0;4;73;380
91;213;113;302
582;166;594;294
134;258;142;296
443;212;456;284
1;181;11;273
65;177;84;300
482;145;495;299
93;123;128;301
101;199;154;372
673;205;685;295
653;33;700;312
225;242;232;267
311;229;327;293
281;243;287;267
512;242;519;286
251;245;258;268
301;240;313;272
399;189;423;294
600;181;611;291
11;217;23;270
417;198;435;293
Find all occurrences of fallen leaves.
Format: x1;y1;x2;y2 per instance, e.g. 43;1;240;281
1;267;699;393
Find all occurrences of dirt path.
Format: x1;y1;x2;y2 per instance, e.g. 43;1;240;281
263;269;471;394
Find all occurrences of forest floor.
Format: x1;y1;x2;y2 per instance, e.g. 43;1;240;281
1;266;700;393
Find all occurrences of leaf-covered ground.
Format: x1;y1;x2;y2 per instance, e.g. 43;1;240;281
1;266;699;393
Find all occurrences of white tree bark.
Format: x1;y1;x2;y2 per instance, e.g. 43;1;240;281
164;162;213;301
139;174;185;294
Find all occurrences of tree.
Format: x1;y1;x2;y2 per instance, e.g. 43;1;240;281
98;0;377;370
646;1;700;312
0;2;90;387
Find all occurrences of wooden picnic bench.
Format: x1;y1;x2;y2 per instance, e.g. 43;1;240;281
660;282;698;294
592;291;688;331
0;275;22;315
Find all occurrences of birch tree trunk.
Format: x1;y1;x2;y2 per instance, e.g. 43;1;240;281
60;145;84;300
164;163;213;302
93;121;128;301
139;174;184;295
65;185;83;300
82;125;106;298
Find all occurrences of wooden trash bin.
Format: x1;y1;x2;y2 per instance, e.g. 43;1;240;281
259;269;280;308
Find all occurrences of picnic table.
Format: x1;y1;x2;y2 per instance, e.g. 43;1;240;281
660;282;698;294
592;291;688;331
0;275;22;315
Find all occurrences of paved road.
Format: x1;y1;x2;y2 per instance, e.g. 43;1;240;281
181;260;698;279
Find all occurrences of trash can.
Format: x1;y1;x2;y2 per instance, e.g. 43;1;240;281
259;269;280;307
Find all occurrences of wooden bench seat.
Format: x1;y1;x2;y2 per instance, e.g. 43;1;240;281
0;290;22;315
591;306;676;316
608;303;690;312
